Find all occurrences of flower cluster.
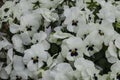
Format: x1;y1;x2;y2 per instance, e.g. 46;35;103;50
0;0;120;80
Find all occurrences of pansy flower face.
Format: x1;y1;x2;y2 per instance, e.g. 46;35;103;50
20;12;42;35
61;37;83;61
97;23;115;46
83;31;103;56
23;43;50;72
0;1;14;22
63;6;86;33
97;0;118;23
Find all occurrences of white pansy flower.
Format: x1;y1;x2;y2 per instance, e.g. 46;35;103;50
23;43;50;72
63;6;86;32
74;58;99;80
82;30;103;56
0;1;14;22
82;22;114;56
97;0;119;23
61;37;83;61
20;12;41;35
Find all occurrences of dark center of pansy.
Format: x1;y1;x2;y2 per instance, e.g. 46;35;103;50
16;75;22;80
31;56;39;64
93;74;98;80
98;30;104;36
33;1;41;9
4;8;9;12
117;73;120;80
86;45;94;51
69;48;78;56
99;19;103;24
72;20;78;26
26;26;32;31
82;33;89;40
113;40;116;45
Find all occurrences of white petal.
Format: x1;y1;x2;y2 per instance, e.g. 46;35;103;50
47;57;53;67
108;42;117;57
67;25;74;32
38;61;44;68
5;63;12;74
32;31;47;44
105;50;119;63
115;37;120;49
0;69;9;79
66;54;75;61
53;31;72;39
13;55;25;71
27;60;38;71
7;48;13;63
0;63;3;71
20;32;31;45
38;52;50;62
65;37;83;49
12;34;24;53
31;43;45;54
111;61;120;73
55;73;69;80
9;24;20;33
40;40;50;50
23;49;34;64
56;63;73;73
